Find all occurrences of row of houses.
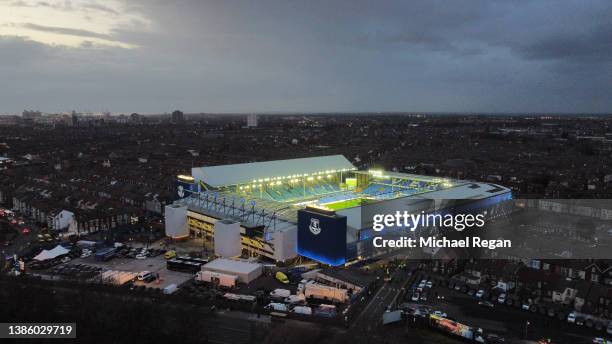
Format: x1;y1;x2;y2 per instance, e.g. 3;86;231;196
460;259;612;319
2;181;159;235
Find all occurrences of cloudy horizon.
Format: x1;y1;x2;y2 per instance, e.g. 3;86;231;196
1;0;611;114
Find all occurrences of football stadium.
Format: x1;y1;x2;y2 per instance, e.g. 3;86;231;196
165;155;512;266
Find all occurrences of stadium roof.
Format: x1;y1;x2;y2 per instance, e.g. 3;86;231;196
416;183;510;199
202;258;262;275
192;155;356;187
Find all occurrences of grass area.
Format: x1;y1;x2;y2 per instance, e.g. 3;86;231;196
322;198;365;210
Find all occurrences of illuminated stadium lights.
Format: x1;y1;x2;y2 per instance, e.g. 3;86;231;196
368;169;386;178
177;174;194;181
232;167;357;188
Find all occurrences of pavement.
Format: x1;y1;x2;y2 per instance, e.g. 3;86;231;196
68;255;194;289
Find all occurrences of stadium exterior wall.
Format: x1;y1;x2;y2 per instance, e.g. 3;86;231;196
165;204;189;239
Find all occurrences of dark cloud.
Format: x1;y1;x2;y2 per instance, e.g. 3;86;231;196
1;0;611;114
513;25;612;63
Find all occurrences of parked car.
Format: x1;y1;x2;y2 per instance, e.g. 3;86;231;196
433;310;447;318
143;274;157;283
486;333;505;343
475;289;485;298
135;253;147;260
567;311;576;323
478;301;495;308
411;292;420;302
164;250;176;259
275;271;290;284
522;302;531;311
497;293;506;304
397;303;414;313
576;316;585;326
475;328;485;343
426;281;433;288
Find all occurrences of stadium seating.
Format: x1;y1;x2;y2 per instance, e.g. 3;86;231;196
240;180;346;202
238;177;445;203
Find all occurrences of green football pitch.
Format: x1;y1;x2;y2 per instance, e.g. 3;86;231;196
322;198;366;210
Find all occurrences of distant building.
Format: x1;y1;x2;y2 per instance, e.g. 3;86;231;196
22;110;42;119
71;111;78;127
0;116;19;126
172;110;184;123
247;114;258;127
129;113;142;124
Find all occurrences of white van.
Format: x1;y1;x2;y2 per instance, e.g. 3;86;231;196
163;284;178;295
137;271;152;281
292;306;312;315
265;303;288;312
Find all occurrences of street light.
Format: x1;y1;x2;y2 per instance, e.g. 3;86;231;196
524;321;530;339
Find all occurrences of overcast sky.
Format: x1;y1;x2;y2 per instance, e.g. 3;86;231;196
1;0;611;114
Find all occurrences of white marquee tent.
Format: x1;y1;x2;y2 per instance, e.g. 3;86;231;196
33;245;70;261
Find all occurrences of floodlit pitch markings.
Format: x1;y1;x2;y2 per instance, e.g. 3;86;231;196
320;197;377;210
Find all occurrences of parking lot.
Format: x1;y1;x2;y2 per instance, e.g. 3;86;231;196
69;251;194;289
24;242;195;290
399;272;607;343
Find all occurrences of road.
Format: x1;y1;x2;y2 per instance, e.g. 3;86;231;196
348;264;418;339
418;281;602;343
1;217;43;258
